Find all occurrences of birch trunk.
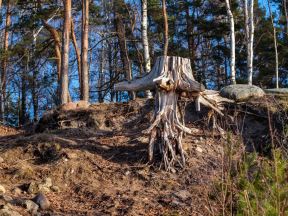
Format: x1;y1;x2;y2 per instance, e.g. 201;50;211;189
225;0;236;84
246;0;254;85
268;0;279;88
60;0;72;104
81;0;90;101
0;0;11;122
142;0;152;98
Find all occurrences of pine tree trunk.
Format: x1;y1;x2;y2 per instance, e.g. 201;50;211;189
283;0;288;37
71;19;82;93
60;0;72;104
98;41;105;103
114;0;135;100
0;0;11;122
81;0;89;101
43;21;62;80
225;0;236;84
185;4;196;75
162;0;168;57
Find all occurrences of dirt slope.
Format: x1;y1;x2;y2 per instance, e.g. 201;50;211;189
0;99;231;216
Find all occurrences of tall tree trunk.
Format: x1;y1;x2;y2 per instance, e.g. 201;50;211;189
185;4;196;75
113;0;135;100
162;0;168;57
225;0;236;84
71;19;82;93
43;21;61;80
81;0;89;101
283;0;288;37
142;0;153;98
60;0;72;104
268;0;279;88
245;0;254;85
108;43;115;101
142;0;151;73
20;54;29;125
0;0;11;122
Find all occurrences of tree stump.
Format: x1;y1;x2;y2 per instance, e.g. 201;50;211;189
115;56;233;171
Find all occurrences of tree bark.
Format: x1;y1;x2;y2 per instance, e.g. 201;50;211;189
162;0;169;57
43;21;62;80
225;0;236;84
81;0;89;101
142;0;153;98
60;0;72;104
71;18;82;93
0;0;11;122
283;0;288;37
268;0;279;88
185;4;196;75
113;0;135;100
245;0;254;85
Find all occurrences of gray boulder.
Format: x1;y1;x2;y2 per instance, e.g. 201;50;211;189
220;84;265;101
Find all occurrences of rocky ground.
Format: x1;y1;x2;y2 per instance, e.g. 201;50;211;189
1;96;284;216
0;99;229;216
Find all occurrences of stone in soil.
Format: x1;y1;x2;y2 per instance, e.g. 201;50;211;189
33;193;50;210
0;185;5;195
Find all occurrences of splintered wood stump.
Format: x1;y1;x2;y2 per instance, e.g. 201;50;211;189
115;56;233;171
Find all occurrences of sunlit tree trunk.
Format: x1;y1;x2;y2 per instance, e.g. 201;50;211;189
81;0;89;101
60;0;72;104
162;0;168;57
0;0;11;122
244;0;254;85
142;0;152;98
225;0;236;84
268;0;279;88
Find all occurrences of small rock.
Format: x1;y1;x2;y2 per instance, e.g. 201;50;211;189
22;200;39;215
12;187;22;196
33;193;50;210
125;171;131;176
173;190;191;201
28;182;38;194
0;204;22;216
196;146;203;153
76;100;90;109
51;186;60;193
65;152;77;160
0;195;13;202
43;178;52;188
0;185;6;195
0;157;4;163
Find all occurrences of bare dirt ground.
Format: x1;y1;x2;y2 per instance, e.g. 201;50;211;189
0;99;230;216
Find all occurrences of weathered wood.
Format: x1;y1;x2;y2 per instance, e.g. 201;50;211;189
115;56;233;171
